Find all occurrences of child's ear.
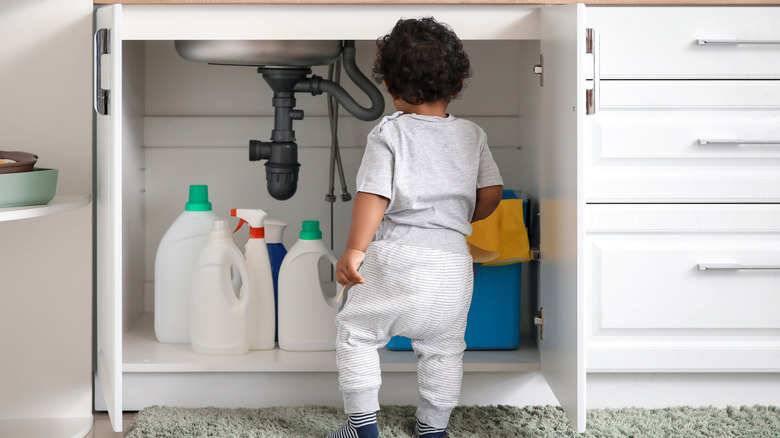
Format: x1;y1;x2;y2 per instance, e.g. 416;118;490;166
382;79;398;99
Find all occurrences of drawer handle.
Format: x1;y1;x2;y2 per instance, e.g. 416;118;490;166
697;39;780;46
698;139;780;146
698;263;780;271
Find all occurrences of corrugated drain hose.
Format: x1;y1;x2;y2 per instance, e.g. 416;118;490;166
294;41;385;122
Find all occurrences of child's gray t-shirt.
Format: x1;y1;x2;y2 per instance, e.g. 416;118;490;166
356;111;503;256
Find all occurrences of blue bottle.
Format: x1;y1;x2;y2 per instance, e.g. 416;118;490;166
264;218;288;341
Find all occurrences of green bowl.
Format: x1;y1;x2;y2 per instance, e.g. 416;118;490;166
0;168;58;208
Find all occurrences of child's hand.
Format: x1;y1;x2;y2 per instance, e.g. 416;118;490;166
336;248;366;287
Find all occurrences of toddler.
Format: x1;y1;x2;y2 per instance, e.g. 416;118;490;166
329;17;503;438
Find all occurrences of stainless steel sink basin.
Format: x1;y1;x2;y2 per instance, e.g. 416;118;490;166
174;40;343;67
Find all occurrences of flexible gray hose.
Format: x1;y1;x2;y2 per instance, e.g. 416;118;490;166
317;81;383;122
294;41;384;122
339;41;385;121
328;62;351;202
326;61;340;203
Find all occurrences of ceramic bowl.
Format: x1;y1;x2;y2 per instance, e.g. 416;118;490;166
0;168;58;208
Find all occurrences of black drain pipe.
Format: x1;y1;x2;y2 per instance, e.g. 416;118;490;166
250;41;384;200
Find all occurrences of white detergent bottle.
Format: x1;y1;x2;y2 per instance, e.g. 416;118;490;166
231;208;276;350
154;185;217;343
190;219;250;355
278;220;343;351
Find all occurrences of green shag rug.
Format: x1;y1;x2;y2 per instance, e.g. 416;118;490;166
125;405;780;437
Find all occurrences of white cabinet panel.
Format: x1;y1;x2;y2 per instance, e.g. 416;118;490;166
586;81;780;202
588;7;780;79
585;205;780;372
584;6;780;375
539;3;586;433
598;80;780;108
120;4;539;40
94;4;124;434
589;234;780;331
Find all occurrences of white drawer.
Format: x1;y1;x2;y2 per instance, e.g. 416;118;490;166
587;7;780;78
586;81;780;202
585;204;780;333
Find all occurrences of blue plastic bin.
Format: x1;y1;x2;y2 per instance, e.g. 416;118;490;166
386;193;527;351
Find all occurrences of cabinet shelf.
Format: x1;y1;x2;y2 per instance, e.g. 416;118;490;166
124;313;539;374
0;194;91;222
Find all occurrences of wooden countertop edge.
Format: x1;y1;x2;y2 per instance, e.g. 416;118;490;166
93;0;780;5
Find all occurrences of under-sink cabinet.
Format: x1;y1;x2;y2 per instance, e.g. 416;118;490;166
93;4;780;434
94;3;586;433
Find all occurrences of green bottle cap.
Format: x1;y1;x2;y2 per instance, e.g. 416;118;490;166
185;185;212;212
299;220;322;240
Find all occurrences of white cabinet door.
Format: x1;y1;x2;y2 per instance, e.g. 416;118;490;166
586;81;780;202
539;3;586;433
585;204;780;372
587;7;780;79
95;4;123;433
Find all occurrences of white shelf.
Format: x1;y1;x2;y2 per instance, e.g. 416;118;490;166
124;313;539;374
0;416;93;438
0;194;91;222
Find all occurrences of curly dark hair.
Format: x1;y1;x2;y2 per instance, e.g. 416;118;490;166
373;17;471;105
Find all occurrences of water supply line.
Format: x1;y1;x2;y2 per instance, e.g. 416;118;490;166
250;40;384;200
326;58;352;204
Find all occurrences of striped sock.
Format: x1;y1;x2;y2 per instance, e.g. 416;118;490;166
326;412;378;438
414;419;447;438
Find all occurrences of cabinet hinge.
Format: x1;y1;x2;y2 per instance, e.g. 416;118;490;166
585;28;599;115
532;54;544;86
94;28;110;116
534;307;544;341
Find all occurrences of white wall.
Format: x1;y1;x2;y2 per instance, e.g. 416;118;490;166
0;0;93;420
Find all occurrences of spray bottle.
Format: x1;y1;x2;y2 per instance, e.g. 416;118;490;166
231;208;276;350
264;218;288;341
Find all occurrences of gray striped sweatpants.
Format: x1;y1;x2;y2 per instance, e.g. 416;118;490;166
335;240;474;429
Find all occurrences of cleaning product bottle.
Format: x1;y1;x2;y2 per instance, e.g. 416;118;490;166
154;184;217;343
190;219;250;355
277;220;342;351
231;208;275;350
264;218;288;341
